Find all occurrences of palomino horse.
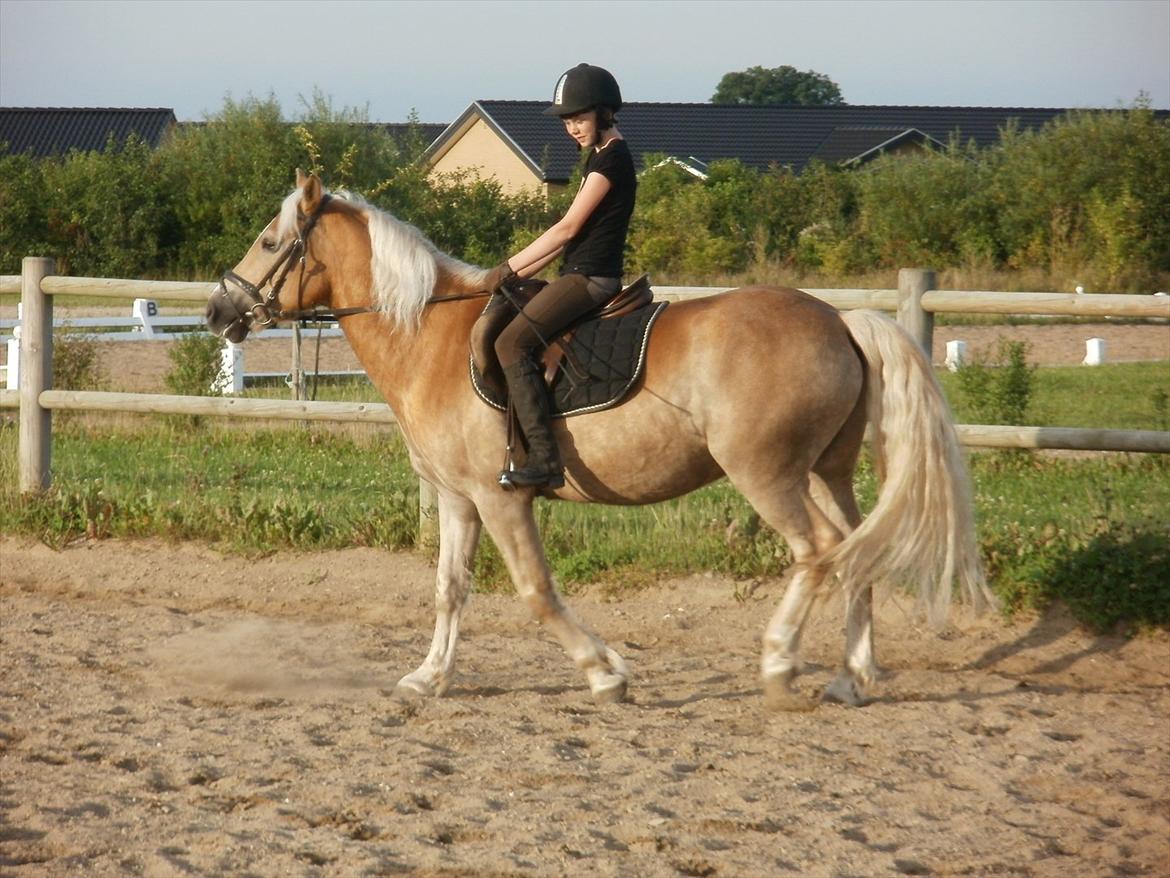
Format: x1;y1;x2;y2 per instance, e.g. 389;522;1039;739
206;171;990;710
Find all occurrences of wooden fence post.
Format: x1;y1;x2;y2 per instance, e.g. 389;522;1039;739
897;268;936;359
290;323;306;401
19;257;54;494
418;478;439;551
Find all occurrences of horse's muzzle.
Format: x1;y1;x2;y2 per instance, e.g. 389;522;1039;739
205;283;253;344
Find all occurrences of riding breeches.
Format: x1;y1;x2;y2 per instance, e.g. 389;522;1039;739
494;273;619;369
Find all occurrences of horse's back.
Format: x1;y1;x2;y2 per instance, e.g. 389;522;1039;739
648;284;858;381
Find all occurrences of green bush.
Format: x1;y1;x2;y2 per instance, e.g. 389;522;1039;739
0;151;51;270
989;102;1170;288
165;332;223;396
954;338;1036;425
52;331;107;391
3;97;1167;290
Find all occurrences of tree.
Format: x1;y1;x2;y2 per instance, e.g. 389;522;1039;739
155;94;302;275
711;65;844;106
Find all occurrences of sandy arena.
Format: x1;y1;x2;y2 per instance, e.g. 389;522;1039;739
1;538;1168;877
1;318;1168;876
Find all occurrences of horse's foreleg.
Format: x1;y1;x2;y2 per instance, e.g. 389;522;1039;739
395;490;481;699
482;498;628;704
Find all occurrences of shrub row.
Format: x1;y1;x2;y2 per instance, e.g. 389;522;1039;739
2;94;1166;290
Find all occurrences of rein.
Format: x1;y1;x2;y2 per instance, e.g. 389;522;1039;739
277;289;491;324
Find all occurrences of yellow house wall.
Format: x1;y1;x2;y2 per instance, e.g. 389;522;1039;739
885;140;927;157
429;118;547;197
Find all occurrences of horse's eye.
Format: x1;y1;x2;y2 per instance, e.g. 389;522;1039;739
261;238;279;253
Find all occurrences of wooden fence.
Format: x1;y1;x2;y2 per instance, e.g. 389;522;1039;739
3;259;1169;544
1;298;352;393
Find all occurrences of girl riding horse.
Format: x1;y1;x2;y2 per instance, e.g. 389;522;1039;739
481;63;636;491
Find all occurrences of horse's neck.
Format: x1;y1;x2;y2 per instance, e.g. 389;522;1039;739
342;286;481;417
329;205;487;419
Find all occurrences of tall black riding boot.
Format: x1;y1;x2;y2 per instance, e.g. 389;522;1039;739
499;358;564;490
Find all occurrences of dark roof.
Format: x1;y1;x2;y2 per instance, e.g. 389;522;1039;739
432;101;1139;181
810;126;946;164
378;122;447;148
0;107;178;157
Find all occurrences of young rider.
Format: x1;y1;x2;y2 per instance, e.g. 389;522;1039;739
482;63;637;491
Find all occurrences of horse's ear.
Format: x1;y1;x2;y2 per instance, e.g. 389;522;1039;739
298;170;323;215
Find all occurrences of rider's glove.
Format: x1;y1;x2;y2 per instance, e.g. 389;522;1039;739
482;261;518;294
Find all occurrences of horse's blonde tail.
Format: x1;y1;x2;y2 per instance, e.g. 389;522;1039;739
823;310;992;625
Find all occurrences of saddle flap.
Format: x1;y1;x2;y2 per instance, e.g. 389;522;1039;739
541;275;655;381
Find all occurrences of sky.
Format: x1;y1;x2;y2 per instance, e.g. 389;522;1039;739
1;0;1167;124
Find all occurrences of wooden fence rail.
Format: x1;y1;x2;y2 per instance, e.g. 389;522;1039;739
4;259;1170;543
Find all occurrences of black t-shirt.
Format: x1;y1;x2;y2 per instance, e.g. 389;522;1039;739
561;138;636;279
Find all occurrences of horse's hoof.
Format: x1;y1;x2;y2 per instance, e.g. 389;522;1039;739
823;673;869;707
392;676;434;703
762;673;818;712
591;676;628;705
392;684;426;704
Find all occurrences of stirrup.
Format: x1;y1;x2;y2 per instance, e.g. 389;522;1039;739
498;465;565;491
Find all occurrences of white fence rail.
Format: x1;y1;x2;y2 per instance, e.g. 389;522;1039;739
1;295;348;392
4;260;1169;540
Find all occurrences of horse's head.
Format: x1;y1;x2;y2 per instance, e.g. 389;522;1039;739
206;170;337;343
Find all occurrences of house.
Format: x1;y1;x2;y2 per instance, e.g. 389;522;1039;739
425;101;1097;195
0;107;178;157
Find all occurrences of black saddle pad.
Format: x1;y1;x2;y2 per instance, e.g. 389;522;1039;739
471;301;667;418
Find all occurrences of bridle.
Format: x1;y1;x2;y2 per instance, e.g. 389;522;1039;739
216;192;492;333
215;194;364;328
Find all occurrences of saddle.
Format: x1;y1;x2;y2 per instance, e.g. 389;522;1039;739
470;275;667;418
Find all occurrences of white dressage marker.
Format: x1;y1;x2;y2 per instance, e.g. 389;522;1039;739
945;339;967;372
1083;337;1107;366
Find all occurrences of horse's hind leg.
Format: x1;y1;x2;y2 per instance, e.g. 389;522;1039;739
822;587;875;706
727;473;844;711
811;438;877;706
479;495;628;704
395;490;482;699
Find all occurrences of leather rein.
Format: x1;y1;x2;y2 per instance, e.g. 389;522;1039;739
217;193;490;329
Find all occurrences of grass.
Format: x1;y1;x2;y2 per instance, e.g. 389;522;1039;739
971;452;1169;632
1;361;1167;633
938;361;1170;430
0;417;419;552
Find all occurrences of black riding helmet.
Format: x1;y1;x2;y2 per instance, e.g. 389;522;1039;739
543;63;623;117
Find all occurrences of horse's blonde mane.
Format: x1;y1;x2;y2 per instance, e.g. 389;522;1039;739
334;189;485;330
276;188;303;241
275;185;486;329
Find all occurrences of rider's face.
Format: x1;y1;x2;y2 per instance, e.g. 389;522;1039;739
561;110;599;148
